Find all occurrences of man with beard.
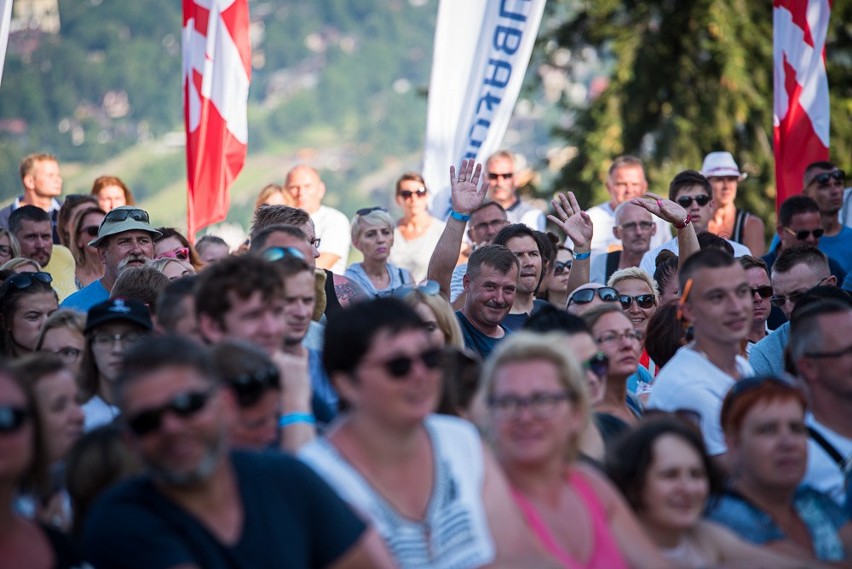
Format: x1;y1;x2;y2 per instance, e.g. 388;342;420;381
61;206;160;312
492;224;548;331
589;202;656;284
82;335;393;568
8;205;77;300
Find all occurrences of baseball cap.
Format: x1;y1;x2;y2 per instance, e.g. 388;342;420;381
88;206;161;247
85;297;153;334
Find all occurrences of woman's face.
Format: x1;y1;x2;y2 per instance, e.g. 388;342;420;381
154;236;189;262
161;259;193;281
97;185;127;212
549;249;573;293
261;190;290;207
354;223;394;262
40;326;86;378
34;369;84;463
592;311;640;380
614;277;657;335
730;398;808;491
395;179;429;218
489;358;583;467
640;434;709;534
91;322;147;384
78;211;105;252
10;292;57;353
0;375;33;485
0;233;13;264
413;302;445;347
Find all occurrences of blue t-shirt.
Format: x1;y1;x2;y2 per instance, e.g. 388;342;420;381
456;311;512;359
60;279;109;313
501;299;550;332
819;225;852;274
308;348;337;418
83;451;366;569
344;262;413;298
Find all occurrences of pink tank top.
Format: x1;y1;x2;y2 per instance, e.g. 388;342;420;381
512;469;629;569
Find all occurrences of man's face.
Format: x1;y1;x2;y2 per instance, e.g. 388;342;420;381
463;264;518;329
797;311;852;399
504;235;542;296
297;221;321;262
468;205;509;246
209;290;287;357
485;155;516;205
770;263;829;319
282;270;315;346
779;211;823;250
15;219;52;266
262;231;316;270
804;167;845;215
613;204;656;256
25;159;62;198
708;176;739;206
123;365;227;487
673;186;714;233
605;165;647;206
98;230;155;278
284;167;325;214
745;267;772;325
682;264;752;346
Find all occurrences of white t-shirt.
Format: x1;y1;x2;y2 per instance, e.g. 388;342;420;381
803;414;852;507
311;205;351;274
587;201;672;255
389;218;445;283
639;236;752;277
505;199;546;231
647;345;753;455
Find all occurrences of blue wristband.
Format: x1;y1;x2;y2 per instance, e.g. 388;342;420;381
449;209;471;222
279;412;316;428
573;250;591;260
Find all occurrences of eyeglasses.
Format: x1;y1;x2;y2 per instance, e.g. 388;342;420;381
809;170;845;187
104;208;149;223
553;260;573;276
91;331;146;350
361;347;443;379
79;225;100;238
390;279;441;299
125;388;216;437
783;227;824;241
309;237;322;249
619;221;654;232
804;344;852;360
262;246;306;262
488;391;573;419
750;285;773;299
227;366;281;407
398;188;427;200
567;286;619;306
0;406;30;435
51;347;82;364
770;277;829;307
157;247;190;262
356;207;388;216
618;294;656;310
583;352;609;379
596;329;644;345
675;195;712;208
487;172;513;180
0;271;53;296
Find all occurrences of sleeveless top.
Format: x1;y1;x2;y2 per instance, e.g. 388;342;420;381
511;470;629;569
299;415;495;569
731;208;750;244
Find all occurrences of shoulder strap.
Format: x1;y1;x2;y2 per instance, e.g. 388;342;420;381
807;425;846;469
605;251;620;281
732;209;748;243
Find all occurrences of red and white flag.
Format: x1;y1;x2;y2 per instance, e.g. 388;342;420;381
182;0;251;238
773;0;831;208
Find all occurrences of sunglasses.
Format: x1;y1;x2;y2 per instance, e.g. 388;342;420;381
0;406;30;434
79;225;100;238
0;271;53;296
227;366;281;407
104;208;149;223
783;227;824;241
356;206;388;216
262;246;306;263
126;388;216;437
398;188;427;200
157;247;190;262
770;277;828;307
487;172;513;180
618;294;656;310
390;279;441;299
553;260;573;276
619;221;654;232
675;195;712;208
810;170;845;186
567;286;619;306
750;285;773;299
363;347;443;379
583;352;609;379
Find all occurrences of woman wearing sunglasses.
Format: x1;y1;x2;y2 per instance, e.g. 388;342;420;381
0;271;58;359
707;376;852;565
608;267;659;380
68;205;105;289
388;172;445;284
346;207;414;298
154;227;203;272
540;244;573;309
300;298;539;567
0;365;87;568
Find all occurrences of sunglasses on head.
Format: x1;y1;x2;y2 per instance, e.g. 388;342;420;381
675;195;712;208
618;294;656;310
0;271;53;296
125;388;215;437
227;366;281;408
810;170;845;186
157;247;190;262
356;206;388;216
104;208;149;223
80;225;100;238
398;188;427;200
553;260;573;276
0;406;30;435
390;279;441;299
567;286;619;306
487;172;513;180
583;352;609;379
366;347;443;379
783;227;824;241
751;285;773;299
262;246;306;263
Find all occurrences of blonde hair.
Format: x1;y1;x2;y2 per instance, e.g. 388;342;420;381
350;209;395;243
402;290;464;349
254;183;294;211
1;257;42;272
151;258;195;277
35;309;85;350
608;267;659;300
0;228;21;258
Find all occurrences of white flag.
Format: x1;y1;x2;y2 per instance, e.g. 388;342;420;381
423;0;546;219
0;0;12;87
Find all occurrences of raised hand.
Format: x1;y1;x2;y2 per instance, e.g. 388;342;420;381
449;158;489;215
547;192;593;251
629;192;688;226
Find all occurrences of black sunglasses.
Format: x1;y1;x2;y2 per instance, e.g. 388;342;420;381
618;294;656;310
553;260;573;276
487;172;513;180
568;286;619;306
0;271;53;296
751;285;773;299
675;195;712;208
783;227;824;241
770;277;828;307
367;347;443;379
227;366;281;408
810;170;845;186
262;246;306;263
80;225;100;238
104;208;149;223
398;188;427;200
126;388;216;437
583;352;609;379
356;206;388;216
0;406;30;434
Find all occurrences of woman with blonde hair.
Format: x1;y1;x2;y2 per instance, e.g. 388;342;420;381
1;257;42;273
36;309;87;378
150;257;195;281
68;205;106;288
608;266;660;376
0;227;21;265
398;282;464;349
90;175;135;212
254;183;294;210
345;207;413;298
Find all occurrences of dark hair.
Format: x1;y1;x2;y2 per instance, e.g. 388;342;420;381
606;417;723;512
778;195;820;227
668;170;711;201
470;200;506;218
738;255;768;273
644;302;686;368
436;348;481;416
8;205;50;235
195;255;284;328
653;251;678;296
771;245;829;276
156;276;198;334
250;205;311;242
57;195;98;247
696;231;734;255
111;265;170;312
0;275;58;358
154;227;202;271
678;248;736;291
395;171;427;194
803;161;837;187
493;223;537;248
249;224;307;253
789;298;852;363
195;235;229;254
524;304;590;335
466;244;519;282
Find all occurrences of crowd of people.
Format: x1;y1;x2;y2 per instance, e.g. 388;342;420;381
0;149;850;569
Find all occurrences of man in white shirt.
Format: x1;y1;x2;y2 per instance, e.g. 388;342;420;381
0;153;64;243
586;155;670;255
285;165;351;274
589;202;656;284
484;150;545;231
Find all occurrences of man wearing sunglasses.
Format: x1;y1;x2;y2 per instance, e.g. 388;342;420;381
0;153;64;244
83;335;393;568
483;150;545;231
61;206;161;313
803;161;852;274
738;256;773;351
8;205;77;301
